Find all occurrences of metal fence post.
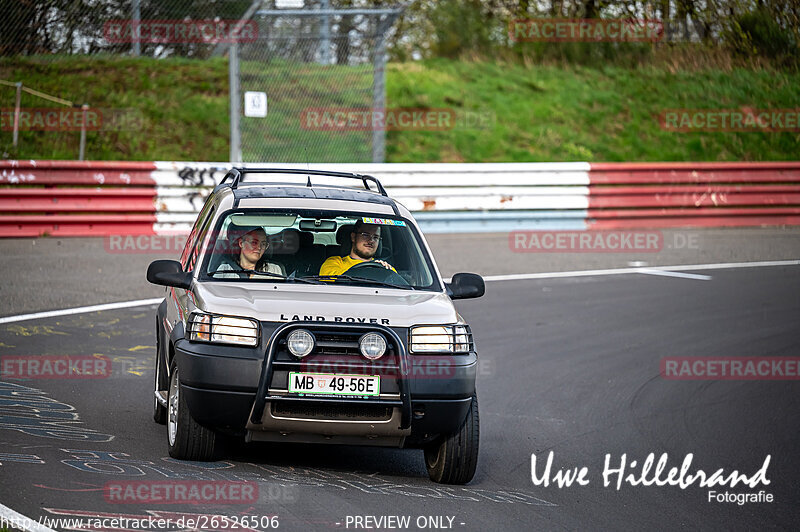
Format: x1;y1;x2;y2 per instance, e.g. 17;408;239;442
132;0;141;56
229;41;241;163
13;82;21;148
372;20;389;164
321;0;331;64
79;104;88;161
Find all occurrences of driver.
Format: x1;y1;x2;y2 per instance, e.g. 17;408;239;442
319;220;395;276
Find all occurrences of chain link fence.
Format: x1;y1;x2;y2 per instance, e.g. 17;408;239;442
232;7;400;163
0;1;402;163
0;0;256;59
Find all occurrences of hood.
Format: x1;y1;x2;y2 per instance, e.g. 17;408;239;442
192;282;457;328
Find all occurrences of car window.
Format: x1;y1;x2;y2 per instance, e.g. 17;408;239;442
180;197;214;271
202;210;439;290
179;197;216;269
187;206;216;272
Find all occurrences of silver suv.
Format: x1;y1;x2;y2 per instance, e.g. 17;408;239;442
147;168;485;484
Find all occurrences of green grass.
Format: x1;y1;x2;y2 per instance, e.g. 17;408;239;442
386;59;800;162
0;55;229;161
1;55;798;162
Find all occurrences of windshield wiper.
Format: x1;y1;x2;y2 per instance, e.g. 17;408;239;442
208;269;321;284
301;274;414;290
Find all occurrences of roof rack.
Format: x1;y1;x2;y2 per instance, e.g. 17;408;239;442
218;167;388;197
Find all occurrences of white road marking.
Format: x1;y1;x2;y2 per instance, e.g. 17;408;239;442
0;502;56;532
636;268;712;281
0;298;163;325
479;259;800;282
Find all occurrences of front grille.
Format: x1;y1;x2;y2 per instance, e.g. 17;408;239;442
275;328;398;360
272;402;393;421
313;331;362;356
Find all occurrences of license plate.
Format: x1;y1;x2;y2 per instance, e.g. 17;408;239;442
288;372;380;397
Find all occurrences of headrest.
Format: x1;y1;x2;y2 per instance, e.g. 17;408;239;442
298;231;314;247
336;224;355;249
271;228;300;255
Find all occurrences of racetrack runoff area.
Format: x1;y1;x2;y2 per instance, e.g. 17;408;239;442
0;227;798;530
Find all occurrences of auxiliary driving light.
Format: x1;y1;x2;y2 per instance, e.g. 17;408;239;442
287;329;315;358
359;332;387;360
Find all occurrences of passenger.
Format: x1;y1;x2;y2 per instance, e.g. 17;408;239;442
319;220;394;276
216;226;286;278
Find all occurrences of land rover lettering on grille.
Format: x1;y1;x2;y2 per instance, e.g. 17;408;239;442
279;314;390;324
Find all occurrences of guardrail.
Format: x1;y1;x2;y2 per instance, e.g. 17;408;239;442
1;160;799;237
587;162;800;229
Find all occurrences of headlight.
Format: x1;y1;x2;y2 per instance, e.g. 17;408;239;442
359;332;387;360
287;329;315;358
410;324;472;354
188;313;258;347
453;325;470;352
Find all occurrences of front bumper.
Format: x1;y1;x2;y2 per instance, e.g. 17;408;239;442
174;321;476;446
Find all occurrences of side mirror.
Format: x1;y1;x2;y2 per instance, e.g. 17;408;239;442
446;273;485;300
147;260;192;290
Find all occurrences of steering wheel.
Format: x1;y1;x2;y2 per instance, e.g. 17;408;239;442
343;260;409;286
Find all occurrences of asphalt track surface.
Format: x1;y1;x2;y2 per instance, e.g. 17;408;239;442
0;229;799;531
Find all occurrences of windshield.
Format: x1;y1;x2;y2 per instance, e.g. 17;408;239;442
202;210;439;291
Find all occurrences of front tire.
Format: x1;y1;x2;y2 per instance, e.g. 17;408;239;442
167;366;219;460
424;393;479;484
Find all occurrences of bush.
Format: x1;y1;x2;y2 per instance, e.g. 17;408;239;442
725;8;797;64
428;0;496;58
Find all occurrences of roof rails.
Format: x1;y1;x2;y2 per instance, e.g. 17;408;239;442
218;167;388;197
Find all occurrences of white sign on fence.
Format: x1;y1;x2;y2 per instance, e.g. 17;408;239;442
244;92;268;118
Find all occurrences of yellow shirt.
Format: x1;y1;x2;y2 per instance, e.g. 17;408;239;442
319;255;395;276
319;255;366;276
